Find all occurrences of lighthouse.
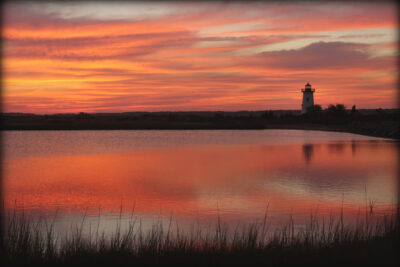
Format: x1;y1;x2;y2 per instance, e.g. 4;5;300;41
301;82;315;113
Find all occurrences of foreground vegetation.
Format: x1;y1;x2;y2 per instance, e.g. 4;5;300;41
1;106;399;139
2;208;399;266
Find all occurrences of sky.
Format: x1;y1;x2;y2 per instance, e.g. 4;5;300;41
2;1;399;114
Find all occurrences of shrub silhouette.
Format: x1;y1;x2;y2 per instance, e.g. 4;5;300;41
351;105;357;114
326;104;346;113
306;104;322;114
262;111;275;119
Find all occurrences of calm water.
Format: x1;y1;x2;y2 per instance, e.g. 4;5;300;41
3;130;398;234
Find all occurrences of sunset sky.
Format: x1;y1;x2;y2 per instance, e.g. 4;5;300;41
2;1;399;114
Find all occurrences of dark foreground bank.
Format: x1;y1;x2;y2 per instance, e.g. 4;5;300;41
2;209;399;267
1;108;399;139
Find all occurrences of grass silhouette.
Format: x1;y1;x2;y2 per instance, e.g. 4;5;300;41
2;203;399;266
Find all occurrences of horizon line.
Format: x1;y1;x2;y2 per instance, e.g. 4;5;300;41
3;107;398;116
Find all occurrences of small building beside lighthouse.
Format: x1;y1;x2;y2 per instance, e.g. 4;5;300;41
301;82;315;113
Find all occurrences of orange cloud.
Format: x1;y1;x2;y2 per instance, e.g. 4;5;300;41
2;2;398;113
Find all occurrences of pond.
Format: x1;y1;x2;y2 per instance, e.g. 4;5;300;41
3;130;397;236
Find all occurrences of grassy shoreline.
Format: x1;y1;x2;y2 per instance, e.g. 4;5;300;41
1;126;396;141
3;208;399;266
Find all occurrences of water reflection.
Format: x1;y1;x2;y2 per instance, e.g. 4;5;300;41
3;131;398;231
327;142;346;154
351;140;357;156
302;144;314;164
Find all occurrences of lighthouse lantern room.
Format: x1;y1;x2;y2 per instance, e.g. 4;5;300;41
301;82;315;113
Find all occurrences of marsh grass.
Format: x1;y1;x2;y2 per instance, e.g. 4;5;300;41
2;205;399;266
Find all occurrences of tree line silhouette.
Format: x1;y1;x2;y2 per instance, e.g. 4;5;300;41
1;105;398;138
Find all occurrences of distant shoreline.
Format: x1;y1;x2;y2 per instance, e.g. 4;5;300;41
1;109;399;139
1;125;396;140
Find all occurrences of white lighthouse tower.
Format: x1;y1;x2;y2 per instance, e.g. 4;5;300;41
301;82;315;113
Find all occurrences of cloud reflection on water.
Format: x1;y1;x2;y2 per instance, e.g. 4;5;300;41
4;135;397;230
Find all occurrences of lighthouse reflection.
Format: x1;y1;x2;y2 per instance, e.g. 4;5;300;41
302;144;314;164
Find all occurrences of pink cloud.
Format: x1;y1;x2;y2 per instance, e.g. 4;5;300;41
2;2;398;113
